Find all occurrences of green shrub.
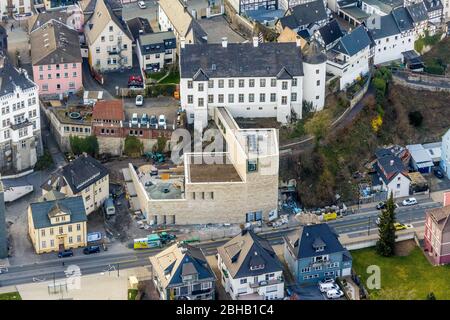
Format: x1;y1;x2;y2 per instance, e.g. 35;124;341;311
124;136;143;157
70;135;99;157
34;150;54;170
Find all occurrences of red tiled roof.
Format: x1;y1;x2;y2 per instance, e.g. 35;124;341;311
92;100;124;121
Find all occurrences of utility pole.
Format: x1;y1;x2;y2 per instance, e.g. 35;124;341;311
367;216;371;236
117;263;120;277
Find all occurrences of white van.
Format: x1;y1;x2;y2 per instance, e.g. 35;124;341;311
319;282;339;293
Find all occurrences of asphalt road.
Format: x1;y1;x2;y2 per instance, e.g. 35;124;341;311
0;200;440;288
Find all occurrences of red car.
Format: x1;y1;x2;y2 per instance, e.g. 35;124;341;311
128;75;143;84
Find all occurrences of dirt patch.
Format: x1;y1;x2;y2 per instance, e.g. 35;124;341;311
395;239;417;257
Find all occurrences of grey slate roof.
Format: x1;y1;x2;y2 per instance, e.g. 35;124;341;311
29;196;87;229
42;154;108;194
180;42;304;79
424;0;443;12
81;0;122;14
279;0;328;29
332;25;371;56
317;19;344;47
375;150;410;184
138;31;176;55
392;7;415;32
38;190;67;202
367;13;401;40
287;224;349;259
30;21;81;65
150;243;215;288
217;230;283;279
406;2;429;22
0;56;36;97
28;11;70;33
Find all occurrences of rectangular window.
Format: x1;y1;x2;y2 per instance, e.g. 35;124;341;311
292;78;298;86
208;80;214;88
218;94;224;103
188;95;193;104
228;79;234;88
41;229;45;236
249;93;254;103
187;80;193;89
281;96;287;105
68;225;72;232
218;79;224;88
291;93;297;102
271;79;277;87
270;93;276;102
259;93;265;103
282;81;288;90
208;95;214;103
239;79;244;88
198;83;204;92
239;94;244;103
77;224;81;231
228;94;234;103
249;79;255;87
198;98;204;107
260;79;266;87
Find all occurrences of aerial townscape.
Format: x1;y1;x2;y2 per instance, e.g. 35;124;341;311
1;0;450;305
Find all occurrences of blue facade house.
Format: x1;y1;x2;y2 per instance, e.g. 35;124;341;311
283;224;352;285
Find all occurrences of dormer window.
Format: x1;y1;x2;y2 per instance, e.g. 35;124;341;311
316;246;324;252
250;264;265;271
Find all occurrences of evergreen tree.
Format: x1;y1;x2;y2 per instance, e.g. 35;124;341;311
376;192;397;256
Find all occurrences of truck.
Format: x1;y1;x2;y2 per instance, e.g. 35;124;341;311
158;231;176;245
133;234;162;249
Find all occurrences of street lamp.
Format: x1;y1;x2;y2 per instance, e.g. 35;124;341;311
367;216;371;236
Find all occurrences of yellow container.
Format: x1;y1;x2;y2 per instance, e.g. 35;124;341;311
323;212;337;221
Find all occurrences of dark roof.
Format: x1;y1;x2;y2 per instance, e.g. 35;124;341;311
126;17;153;41
279;0;328;29
406;2;429;22
375;150;409;184
217;230;283;279
392;7;415;32
29;196;87;229
333;25;371;56
317;19;344;47
42;154;108;194
138;31;176;55
30;21;82;65
152;243;215;287
424;0;443;12
180;42;304;79
287;224;348;259
28;11;70;33
0;56;36;97
367;13;400;40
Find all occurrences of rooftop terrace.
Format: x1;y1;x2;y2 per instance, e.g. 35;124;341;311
187;154;243;183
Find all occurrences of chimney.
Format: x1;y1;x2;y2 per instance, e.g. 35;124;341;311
221;37;228;48
180;37;186;49
390;160;394;166
252;36;259;47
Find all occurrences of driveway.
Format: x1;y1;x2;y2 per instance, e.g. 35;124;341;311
122;0;158;22
82;60;114;99
101;53;143;94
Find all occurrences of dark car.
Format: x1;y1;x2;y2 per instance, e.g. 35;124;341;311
83;245;101;255
150;115;158;129
58;249;73;258
434;168;444;179
376;202;386;210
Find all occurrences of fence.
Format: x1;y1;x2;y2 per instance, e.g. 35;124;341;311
393;70;450;92
340;229;418;251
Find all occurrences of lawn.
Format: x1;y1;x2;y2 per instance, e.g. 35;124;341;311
0;292;22;300
352;247;450;300
147;70;180;84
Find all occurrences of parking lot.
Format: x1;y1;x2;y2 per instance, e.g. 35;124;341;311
122;96;180;128
289;283;347;300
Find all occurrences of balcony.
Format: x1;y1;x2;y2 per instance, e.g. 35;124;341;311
249;277;283;289
309;259;330;268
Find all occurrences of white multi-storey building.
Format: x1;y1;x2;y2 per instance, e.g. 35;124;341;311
326;25;372;89
0;55;42;174
84;0;133;72
217;230;285;300
180;37;326;130
41;154;110;215
0;0;32;18
368;13;415;65
440;129;450;179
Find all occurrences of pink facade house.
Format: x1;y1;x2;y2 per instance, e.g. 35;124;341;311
30;21;82;98
424;192;450;265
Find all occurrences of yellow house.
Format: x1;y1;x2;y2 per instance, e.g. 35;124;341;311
28;195;88;254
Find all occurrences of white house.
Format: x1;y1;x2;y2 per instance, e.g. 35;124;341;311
41;154;110;215
367;13;415;65
179;37;326;130
136;31;176;74
326;25;372;89
440;129;450;179
374;149;411;198
84;0;133;72
217;230;285;300
0;55;41;174
0;0;32;18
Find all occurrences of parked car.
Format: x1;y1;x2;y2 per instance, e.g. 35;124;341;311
376;217;380;225
394;222;407;231
319;277;335;285
128;75;143;88
434;168;444;179
141;113;149;125
58;249;73;258
83;245;101;255
138;0;146;8
376;202;399;210
402;198;418;206
131;113;139;125
135;95;144;106
158;114;167;129
150;115;158;129
319;282;339;293
326;288;344;299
